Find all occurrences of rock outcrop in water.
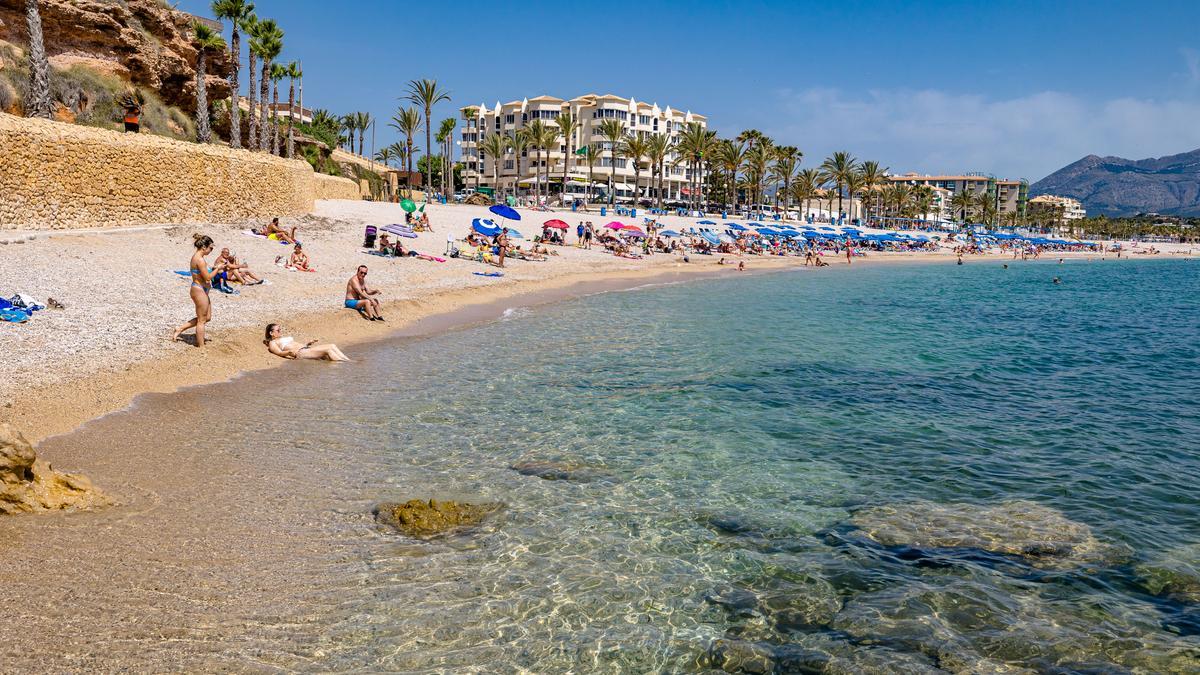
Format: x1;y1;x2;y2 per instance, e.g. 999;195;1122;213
1136;543;1200;603
0;423;110;514
373;499;500;537
849;500;1121;568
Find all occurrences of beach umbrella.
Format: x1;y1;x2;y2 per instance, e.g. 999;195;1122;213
400;198;417;212
659;230;681;238
489;204;521;221
505;228;524;239
726;222;747;231
543;219;569;229
698;219;717;225
472;217;499;236
605;221;626;230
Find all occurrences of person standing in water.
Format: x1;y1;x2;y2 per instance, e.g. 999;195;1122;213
173;234;227;347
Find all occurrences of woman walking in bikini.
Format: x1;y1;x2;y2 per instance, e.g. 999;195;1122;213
172;234;227;347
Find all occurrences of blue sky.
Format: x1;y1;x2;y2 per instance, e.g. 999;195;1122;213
178;0;1200;181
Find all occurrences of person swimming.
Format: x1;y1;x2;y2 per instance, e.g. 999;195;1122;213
1053;277;1061;284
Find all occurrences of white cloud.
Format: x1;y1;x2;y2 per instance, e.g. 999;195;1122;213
751;87;1200;181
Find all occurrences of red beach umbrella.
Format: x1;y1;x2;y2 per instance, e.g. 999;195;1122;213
543;219;569;229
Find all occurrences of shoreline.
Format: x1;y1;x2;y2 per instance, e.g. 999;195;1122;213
3;200;1188;447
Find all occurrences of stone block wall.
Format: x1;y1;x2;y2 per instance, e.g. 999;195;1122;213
312;173;362;201
0;113;354;230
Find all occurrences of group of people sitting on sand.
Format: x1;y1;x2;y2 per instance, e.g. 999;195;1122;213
406;210;433;232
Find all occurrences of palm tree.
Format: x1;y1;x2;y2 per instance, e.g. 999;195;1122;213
479;132;506;202
283;61;301;158
437;117;457;197
250;18;282;151
269;62;286;154
744;142;772;218
845;171;868;223
190;23;225;143
769;146;801;219
645;133;671;210
460;106;480;193
354;111;372;158
676;122;712;213
819;151;858;221
619;134;651;206
596;119;625;207
211;0;254;148
950;189;975;229
553;110;579;203
911;185;935;224
975;190;998;228
504;128;531;201
583;143;601;202
793;168;822;220
375;146;393;166
736;129;766;152
856;160;886;224
715;139;745;214
525;119;550;204
24;0;52;118
406;79;451;197
389;107;421;183
336;112;352;150
242;13;260;148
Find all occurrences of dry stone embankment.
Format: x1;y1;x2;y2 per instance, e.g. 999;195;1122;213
0;114;359;229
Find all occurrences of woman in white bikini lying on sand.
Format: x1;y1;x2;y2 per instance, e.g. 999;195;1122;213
264;323;349;361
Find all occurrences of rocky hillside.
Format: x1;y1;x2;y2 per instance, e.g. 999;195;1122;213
0;0;227;137
1031;149;1200;216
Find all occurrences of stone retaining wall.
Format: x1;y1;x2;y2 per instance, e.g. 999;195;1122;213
312;173;362;201
0;113;357;230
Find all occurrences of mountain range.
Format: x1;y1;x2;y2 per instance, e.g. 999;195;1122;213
1030;148;1200;217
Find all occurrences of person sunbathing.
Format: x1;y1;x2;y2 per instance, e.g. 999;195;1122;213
264;323;349;361
287;243;314;271
415;212;433;232
378;232;392;253
254;217;296;243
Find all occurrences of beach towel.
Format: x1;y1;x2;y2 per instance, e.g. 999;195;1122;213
473;271;503;277
243;230;295;245
9;293;45;311
415;254;446;262
0;308;29;323
381;224;417;238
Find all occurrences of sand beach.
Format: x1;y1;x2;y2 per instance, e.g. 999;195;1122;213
1;199;1192;444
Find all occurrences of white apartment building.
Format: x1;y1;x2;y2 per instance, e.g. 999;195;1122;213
459;94;707;203
1028;195;1085;221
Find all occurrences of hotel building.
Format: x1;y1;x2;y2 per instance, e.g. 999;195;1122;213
1028;194;1086;228
459;94;708;202
888;172;1030;219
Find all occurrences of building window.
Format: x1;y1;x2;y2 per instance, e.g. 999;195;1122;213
495;118;500;130
638;114;650;125
504;160;514;169
505;114;515;124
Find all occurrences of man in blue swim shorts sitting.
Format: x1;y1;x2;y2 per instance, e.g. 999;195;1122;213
345;265;384;321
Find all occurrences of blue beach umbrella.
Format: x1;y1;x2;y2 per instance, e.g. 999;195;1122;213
659;230;681;237
489;204;521;221
726;222;747;231
698;219;717;225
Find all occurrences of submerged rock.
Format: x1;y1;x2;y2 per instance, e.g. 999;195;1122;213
373;499;501;537
0;424;111;515
849;500;1120;568
1135;543;1200;603
509;460;610;483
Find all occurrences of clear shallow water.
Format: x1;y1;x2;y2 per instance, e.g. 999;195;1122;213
4;259;1200;672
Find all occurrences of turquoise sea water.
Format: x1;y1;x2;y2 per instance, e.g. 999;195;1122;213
8;258;1200;672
